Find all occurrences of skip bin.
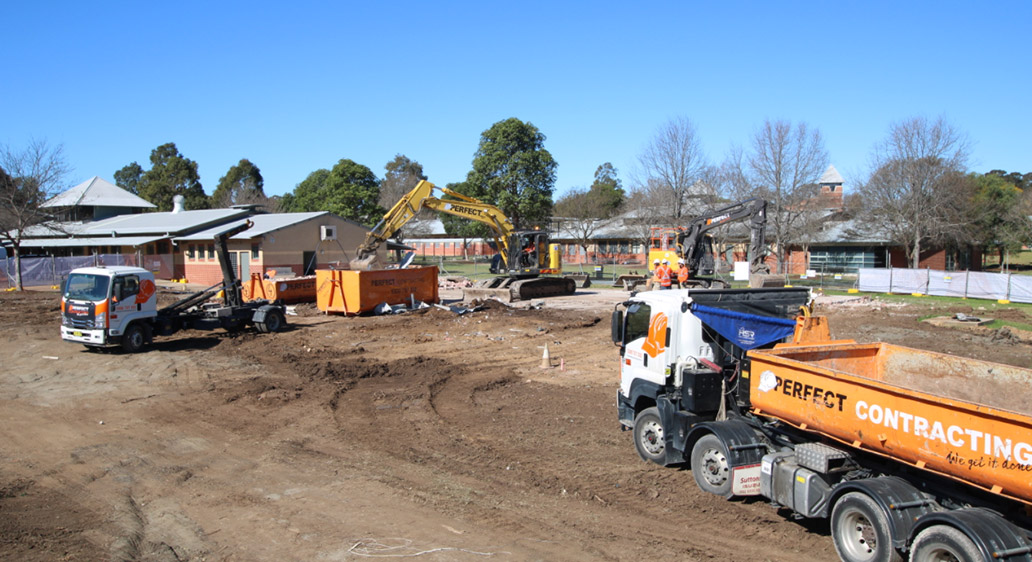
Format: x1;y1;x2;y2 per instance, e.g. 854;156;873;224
316;266;439;315
243;274;317;304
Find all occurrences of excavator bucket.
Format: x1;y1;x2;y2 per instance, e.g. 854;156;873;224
349;254;382;271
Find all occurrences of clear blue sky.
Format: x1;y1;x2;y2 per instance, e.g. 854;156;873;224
3;1;1029;201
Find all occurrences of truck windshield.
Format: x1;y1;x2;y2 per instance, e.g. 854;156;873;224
64;273;110;301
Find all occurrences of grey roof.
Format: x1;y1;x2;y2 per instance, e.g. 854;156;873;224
174;212;334;241
82;208;251;236
18;235;166;248
819;165;844;185
44;176;156;209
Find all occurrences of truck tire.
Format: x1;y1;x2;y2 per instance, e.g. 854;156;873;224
260;310;285;333
831;492;902;562
121;323;145;353
910;525;983;562
690;433;733;497
633;407;667;465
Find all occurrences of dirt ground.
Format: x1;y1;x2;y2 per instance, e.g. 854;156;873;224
2;287;1030;561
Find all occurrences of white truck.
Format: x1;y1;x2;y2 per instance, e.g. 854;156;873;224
61;221;286;352
613;288;1032;562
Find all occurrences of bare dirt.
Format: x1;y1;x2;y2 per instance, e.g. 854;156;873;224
2;288;1030;561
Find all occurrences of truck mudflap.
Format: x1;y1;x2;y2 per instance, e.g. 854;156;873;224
830;476;936;550
911;508;1032;562
685;420;769;496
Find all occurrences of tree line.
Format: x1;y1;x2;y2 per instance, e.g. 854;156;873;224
3;115;1030;290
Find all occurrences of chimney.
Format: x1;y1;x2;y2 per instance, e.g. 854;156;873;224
172;195;185;213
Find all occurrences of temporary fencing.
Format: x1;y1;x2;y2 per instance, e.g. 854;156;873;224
2;254;143;288
858;268;1032;303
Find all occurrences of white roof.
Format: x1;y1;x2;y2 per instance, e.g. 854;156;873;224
174;212;341;241
44;176;156;209
819;165;844;185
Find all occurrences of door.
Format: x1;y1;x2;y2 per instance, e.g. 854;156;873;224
619;302;672;397
302;251;317;276
237;251;250;280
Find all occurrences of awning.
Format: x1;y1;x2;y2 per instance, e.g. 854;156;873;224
16;235;168;248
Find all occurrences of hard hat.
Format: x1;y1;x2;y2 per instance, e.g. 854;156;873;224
653;258;660;264
661;259;669;264
677;258;685;264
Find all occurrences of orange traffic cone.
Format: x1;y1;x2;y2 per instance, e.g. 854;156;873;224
540;343;552;369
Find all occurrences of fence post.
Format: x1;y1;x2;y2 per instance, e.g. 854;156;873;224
925;267;930;295
964;270;970;299
1008;272;1013;302
51;255;57;287
888;267;894;294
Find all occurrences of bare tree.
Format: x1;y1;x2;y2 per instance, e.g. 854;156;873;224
0;139;72;290
618;179;672;255
554;187;613;264
858;116;971;268
636;117;708;221
746;120;829;273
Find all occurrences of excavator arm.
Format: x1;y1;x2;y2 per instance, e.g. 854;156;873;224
353;180;517;270
677;198;768;276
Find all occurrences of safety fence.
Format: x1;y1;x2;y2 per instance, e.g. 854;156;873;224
858;268;1032;303
2;254;143;289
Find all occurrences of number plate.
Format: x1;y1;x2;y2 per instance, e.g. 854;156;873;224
72;331;83;337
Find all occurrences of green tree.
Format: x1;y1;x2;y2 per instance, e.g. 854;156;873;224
439;181;491;258
113;162;144;194
136;143;209;211
588;162;624;216
972;173;1032;268
380;154;428;209
285;160;383;226
986;169;1031;191
466;117;557;229
212;158;265;208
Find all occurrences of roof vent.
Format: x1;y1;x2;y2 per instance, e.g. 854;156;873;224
172;195;185;213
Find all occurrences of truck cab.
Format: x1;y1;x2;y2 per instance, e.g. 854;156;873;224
61;266;157;349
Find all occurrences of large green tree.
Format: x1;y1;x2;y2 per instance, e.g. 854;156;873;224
212;158;265;208
588;162;624;216
465;117;557;229
285;159;383;226
379;154;428;209
133;143;209;211
113;162;144;194
971;172;1032;267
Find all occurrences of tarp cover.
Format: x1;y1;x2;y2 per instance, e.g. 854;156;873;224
691;303;797;350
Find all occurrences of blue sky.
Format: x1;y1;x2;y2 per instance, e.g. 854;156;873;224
3;2;1029;201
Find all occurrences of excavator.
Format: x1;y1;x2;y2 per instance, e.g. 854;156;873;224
634;197;770;289
352;180;576;302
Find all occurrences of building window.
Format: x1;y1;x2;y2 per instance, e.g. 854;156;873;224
187;245;195;259
207;245;215;260
156;241;170;254
251;244;260;260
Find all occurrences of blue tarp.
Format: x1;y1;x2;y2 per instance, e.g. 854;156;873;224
691;303;797;350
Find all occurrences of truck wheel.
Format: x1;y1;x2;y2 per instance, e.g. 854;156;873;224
261;310;285;333
633;407;668;465
910;525;982;562
831;492;902;562
690;434;732;497
121;324;145;353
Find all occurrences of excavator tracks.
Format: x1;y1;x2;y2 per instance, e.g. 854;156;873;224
463;276;577;303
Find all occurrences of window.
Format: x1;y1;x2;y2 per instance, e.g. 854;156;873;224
207;245;215;259
623;303;652;344
187;245;195;259
251;244;260;260
156;241;170;254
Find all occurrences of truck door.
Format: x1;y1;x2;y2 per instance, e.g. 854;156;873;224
620;302;672;397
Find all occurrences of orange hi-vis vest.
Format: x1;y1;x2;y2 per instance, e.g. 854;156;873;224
677;265;689;284
657;265;672;287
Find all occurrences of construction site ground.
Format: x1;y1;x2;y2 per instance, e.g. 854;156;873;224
2;286;1030;561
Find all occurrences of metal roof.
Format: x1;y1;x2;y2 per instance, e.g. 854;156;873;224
819;165;844;185
44;176;156;209
18;235;167;248
174;212;334;241
83;208;251;236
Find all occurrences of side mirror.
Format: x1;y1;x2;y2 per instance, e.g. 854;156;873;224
611;309;624;345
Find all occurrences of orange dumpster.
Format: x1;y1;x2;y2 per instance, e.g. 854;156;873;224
243;274;317;304
316;266;439;315
748;342;1032;506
